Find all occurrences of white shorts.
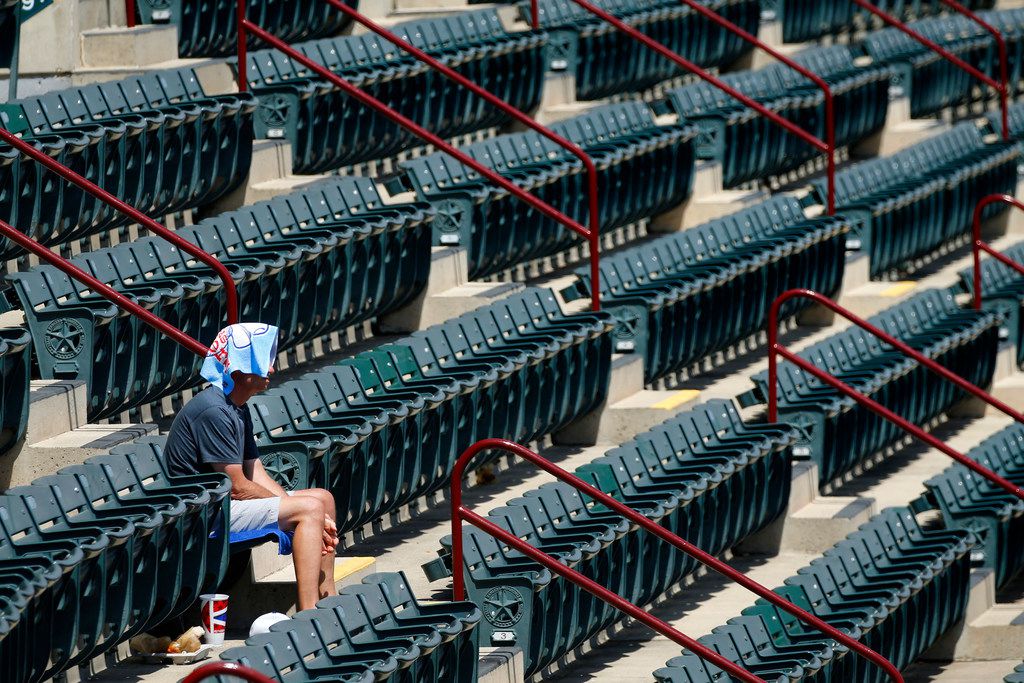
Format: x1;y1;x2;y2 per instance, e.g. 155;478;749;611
228;493;291;534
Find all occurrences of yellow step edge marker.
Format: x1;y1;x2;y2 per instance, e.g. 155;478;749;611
651;390;701;411
334;556;375;581
880;281;916;298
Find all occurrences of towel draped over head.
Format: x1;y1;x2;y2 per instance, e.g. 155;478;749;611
201;323;280;395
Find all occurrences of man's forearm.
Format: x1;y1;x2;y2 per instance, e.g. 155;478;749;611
231;478;278;500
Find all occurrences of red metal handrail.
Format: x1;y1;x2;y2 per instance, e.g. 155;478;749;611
972;194;1024;310
852;0;1010;141
0;128;239;325
183;662;277;683
237;1;603;310
526;0;837;214
450;438;905;683
0;218;209;357
767;289;1024;501
125;0;136;28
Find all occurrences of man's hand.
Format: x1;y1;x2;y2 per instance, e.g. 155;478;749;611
322;515;339;555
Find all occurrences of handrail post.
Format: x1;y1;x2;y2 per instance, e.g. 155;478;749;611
766;288;1024;501
851;0;1010;141
237;0;249;93
125;0;135;28
556;0;836;215
0;128;239;325
971;194;1024;309
239;2;604;309
451;438;905;683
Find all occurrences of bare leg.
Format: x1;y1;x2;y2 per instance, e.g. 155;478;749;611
278;495;326;611
292;488;338;598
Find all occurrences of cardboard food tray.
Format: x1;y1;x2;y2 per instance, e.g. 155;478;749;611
139;644;214;665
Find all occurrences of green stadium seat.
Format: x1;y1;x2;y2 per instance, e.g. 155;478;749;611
5;176;433;420
218;572;480;683
0;68;256;256
0;327;31;455
524;0;759;101
744;288;1001;486
244;8;547;174
808;123;1019;278
654;506;975;681
132;0;353;58
863;14;1004;118
662;45;890;188
0;441;229;682
771;0;995;45
248;287;614;533
424;399;798;675
1007;662;1024;682
387;101;697;278
572;196;849;383
918;422;1024;587
956;240;1024;367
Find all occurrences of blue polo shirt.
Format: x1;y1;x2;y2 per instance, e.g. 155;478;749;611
163;385;259;478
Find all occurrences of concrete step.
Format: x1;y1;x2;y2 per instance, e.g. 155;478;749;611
80;25;180;68
830;415;1015;509
25;379;88;445
1;422;158;489
555;388;701;446
904;660;1023;683
227;554;379;623
77;0;130;31
199;140;324;217
379;280;525;332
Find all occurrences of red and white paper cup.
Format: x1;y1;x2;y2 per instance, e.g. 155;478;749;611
199;593;229;645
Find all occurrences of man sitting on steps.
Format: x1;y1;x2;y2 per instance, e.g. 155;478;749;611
163;322;339;611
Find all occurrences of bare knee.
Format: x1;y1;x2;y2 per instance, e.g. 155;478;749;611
280;495;324;529
312;488;335;515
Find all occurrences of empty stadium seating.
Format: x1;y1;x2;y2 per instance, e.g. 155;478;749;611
661;45;890;187
4;176;434;420
571;196;848;383
249;287;613;531
771;0;996;44
526;0;760;100
218;572;480;682
10;1;1024;681
133;0;354;58
425;399;799;675
808;123;1019;278
743;288;1001;485
385;101;696;278
918;422;1024;587
864;15;998;118
0;67;255;255
0;327;30;455
959;240;1024;366
654;506;975;681
0;437;229;682
1008;662;1024;682
244;8;547;173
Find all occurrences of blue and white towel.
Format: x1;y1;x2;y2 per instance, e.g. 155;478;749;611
201;323;280;395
